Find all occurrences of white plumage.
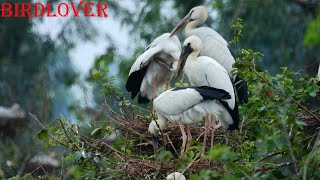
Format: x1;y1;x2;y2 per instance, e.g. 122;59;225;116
149;36;239;154
152;87;233;131
171;6;248;104
148;85;233;153
166;172;186;180
177;36;236;111
171;6;234;76
126;33;181;103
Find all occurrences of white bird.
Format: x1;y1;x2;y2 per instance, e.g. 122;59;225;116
166;172;186;180
170;6;248;104
126;33;181;103
177;36;239;151
148;86;233;153
149;36;239;153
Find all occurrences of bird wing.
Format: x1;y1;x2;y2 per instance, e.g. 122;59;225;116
196;57;236;109
128;45;162;75
126;33;181;102
234;75;249;104
154;86;230;115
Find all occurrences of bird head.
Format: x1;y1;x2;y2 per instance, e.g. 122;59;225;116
166;172;186;180
176;36;202;79
148;120;161;146
170;6;208;37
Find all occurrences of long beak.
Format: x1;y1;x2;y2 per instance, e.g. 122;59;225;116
151;134;160;148
170;14;191;37
175;46;193;79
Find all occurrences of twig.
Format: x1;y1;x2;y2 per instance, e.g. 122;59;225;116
29;113;71;149
29;113;45;129
58;118;81;151
255;161;296;173
259;150;288;162
181;153;200;175
292;99;320;122
166;134;179;157
303;131;320;180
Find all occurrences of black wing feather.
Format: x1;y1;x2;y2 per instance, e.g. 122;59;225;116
220;101;240;130
172;86;231;100
235;76;249;104
125;65;148;100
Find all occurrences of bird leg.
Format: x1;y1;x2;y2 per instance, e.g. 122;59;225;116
202;116;209;156
210;115;216;149
185;125;192;151
179;123;187;154
152;81;157;114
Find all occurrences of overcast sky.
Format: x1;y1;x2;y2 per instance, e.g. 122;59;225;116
33;6;131;108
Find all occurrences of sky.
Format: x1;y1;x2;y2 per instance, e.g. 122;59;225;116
33;5;131;111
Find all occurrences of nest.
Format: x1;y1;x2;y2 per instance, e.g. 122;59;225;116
297;111;320;132
115;158;221;178
103;104;320;178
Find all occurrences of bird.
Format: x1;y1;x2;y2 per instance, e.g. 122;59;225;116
170;6;249;104
166;172;186;180
148;86;233;154
176;36;239;152
126;33;181;104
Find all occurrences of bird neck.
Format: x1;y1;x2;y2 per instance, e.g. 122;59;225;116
186;20;201;30
185;54;199;71
188;50;201;60
156;116;167;133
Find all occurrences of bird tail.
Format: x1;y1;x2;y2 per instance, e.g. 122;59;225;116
234;76;249;104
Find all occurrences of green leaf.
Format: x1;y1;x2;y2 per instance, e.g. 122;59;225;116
205;145;236;162
157;150;173;163
36;129;49;141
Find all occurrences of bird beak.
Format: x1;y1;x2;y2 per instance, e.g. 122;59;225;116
176;45;193;79
170;13;191;37
151;134;160;148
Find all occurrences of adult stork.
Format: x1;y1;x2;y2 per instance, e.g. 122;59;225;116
126;33;181;103
149;36;239;153
148;86;233;153
170;6;248;104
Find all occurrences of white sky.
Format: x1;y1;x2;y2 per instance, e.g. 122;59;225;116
34;15;130;75
33;5;131;107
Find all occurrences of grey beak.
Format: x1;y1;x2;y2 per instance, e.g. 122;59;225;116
151;134;160;148
170;14;192;37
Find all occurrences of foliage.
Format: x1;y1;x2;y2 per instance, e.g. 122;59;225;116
304;12;320;46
